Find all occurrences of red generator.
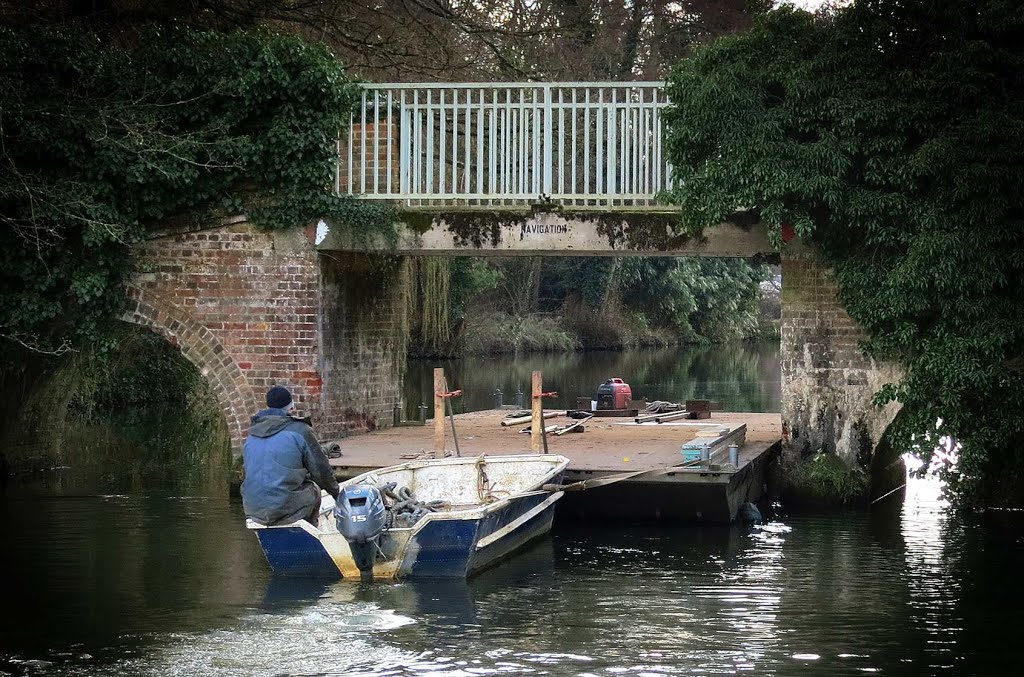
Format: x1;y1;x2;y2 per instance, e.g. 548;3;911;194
596;378;632;410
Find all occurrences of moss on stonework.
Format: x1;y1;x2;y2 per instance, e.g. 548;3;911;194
447;212;522;248
593;212;699;251
398;210;436;234
399;210;529;248
778;452;870;509
398;208;708;251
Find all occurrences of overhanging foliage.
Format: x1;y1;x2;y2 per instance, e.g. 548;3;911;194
662;0;1024;507
0;24;389;352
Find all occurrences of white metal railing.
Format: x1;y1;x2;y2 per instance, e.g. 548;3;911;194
337;82;675;209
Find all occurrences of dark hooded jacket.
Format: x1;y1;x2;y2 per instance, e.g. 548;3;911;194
240;408;340;525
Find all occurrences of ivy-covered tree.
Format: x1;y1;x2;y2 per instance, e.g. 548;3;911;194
0;24;386;352
662;0;1024;507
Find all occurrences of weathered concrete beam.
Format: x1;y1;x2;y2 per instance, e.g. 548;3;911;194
317;209;773;257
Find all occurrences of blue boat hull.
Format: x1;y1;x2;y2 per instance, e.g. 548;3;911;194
410;490;558;577
254;525;341;578
249;488;563;579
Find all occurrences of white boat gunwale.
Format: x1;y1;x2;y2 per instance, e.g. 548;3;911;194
246;453;569;579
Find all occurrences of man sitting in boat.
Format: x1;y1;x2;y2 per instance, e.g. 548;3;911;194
241;386;340;526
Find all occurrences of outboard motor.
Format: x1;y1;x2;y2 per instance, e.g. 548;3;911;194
334;485;387;579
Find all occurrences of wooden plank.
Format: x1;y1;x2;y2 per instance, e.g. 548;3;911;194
554;415;592;436
520;424;559;434
501;411;558;427
531;371;543;452
434;367;445;457
686;399;724;412
654;410;690;423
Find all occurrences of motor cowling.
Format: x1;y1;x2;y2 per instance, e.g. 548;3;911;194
334;485;387;576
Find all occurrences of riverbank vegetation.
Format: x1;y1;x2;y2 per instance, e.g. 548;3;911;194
662;0;1024;508
408;256;780;357
775;453;870;509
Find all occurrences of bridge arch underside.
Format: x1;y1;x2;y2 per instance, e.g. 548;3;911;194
123;285;256;459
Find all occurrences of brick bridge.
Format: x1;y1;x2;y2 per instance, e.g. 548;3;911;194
128;82;901;474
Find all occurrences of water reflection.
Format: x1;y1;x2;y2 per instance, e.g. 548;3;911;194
0;488;267;671
3;475;1023;676
404;343;781;418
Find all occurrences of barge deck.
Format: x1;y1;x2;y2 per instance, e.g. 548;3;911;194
326;410;781;524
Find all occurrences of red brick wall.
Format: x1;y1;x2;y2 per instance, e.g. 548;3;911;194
129;219;322;457
338;121;401;195
128;218;412;457
781;245;903;467
319;253;411;436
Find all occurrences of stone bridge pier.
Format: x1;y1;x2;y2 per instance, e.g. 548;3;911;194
129;217;408;459
780;246;903;483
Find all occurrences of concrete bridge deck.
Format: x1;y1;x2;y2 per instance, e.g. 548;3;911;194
326;410;781;523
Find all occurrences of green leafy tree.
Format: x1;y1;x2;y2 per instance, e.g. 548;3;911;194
662;0;1024;507
449;258;503;325
0;24;385;353
618;258;764;341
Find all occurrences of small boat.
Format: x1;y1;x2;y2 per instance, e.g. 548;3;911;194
246;454;569;579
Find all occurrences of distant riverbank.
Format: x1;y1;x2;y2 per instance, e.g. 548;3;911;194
403;342;781;420
409;309;780;358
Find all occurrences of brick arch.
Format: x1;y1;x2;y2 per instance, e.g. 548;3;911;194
122;284;258;458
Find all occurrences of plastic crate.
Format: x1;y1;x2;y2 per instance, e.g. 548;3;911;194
681;447;703;462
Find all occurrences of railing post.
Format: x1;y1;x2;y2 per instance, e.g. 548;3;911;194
543;85;553;197
399;90;410;197
347;109;354;195
360;89;367;194
608;88;617;201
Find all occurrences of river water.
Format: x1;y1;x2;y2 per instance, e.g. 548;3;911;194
3;344;1023;675
2;474;1022;676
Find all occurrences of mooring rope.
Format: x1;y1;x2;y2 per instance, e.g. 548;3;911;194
378;481;448;526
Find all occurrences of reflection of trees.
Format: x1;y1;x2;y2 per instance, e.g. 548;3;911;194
0;495;267;659
404;343;781;417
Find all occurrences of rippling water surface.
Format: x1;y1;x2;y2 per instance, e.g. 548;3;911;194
2;476;1022;676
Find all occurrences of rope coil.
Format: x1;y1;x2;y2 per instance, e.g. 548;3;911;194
378;481;449;527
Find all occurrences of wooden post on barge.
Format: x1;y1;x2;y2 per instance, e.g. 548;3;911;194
531;371;543;452
434;367;446;457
